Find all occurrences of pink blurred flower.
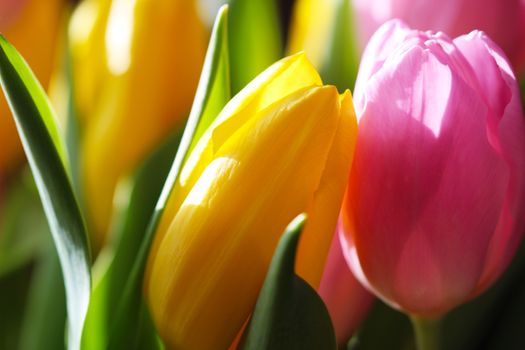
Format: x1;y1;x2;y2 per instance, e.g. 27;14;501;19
319;222;374;346
341;20;525;317
353;0;525;72
0;0;26;28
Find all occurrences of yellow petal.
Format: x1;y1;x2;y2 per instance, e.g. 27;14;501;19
147;84;345;350
295;90;358;286
150;53;322;261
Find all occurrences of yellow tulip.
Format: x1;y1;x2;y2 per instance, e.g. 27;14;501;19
0;0;63;173
145;53;357;350
288;0;337;68
69;0;112;122
81;0;206;249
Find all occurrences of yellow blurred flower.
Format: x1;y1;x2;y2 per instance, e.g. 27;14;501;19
69;0;112;122
288;0;338;68
0;0;63;173
145;53;357;350
79;0;207;249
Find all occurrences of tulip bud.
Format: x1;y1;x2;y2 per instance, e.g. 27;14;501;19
81;0;207;248
145;53;357;350
341;20;525;318
0;0;63;173
319;221;374;346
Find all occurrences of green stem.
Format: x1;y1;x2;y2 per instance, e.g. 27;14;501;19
410;315;442;350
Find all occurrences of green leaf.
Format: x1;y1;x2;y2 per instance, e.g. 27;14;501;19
19;245;67;350
0;170;49;277
239;214;337;350
229;0;282;93
105;6;232;348
320;0;360;91
0;38;69;170
81;130;180;350
186;3;231;155
0;35;91;350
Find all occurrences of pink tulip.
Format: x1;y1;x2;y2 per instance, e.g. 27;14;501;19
341;20;525;318
352;0;525;72
319;222;374;346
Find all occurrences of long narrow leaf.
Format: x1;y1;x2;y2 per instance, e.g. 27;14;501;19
0;35;91;350
239;214;337;350
186;4;231;155
106;5;232;347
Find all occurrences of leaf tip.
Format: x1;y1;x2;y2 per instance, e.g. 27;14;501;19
277;213;308;262
286;213;307;237
218;3;229;17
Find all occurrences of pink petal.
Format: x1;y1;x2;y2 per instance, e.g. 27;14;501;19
455;32;525;292
319;224;374;345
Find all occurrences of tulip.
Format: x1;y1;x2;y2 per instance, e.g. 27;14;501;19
289;0;525;75
319;221;374;346
145;53;357;350
69;0;112;122
0;0;63;173
81;0;207;248
340;19;525;319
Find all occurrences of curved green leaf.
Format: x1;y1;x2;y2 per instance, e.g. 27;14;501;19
0;37;68;170
187;4;231;155
239;214;337;350
229;0;282;93
0;35;91;350
105;5;231;348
